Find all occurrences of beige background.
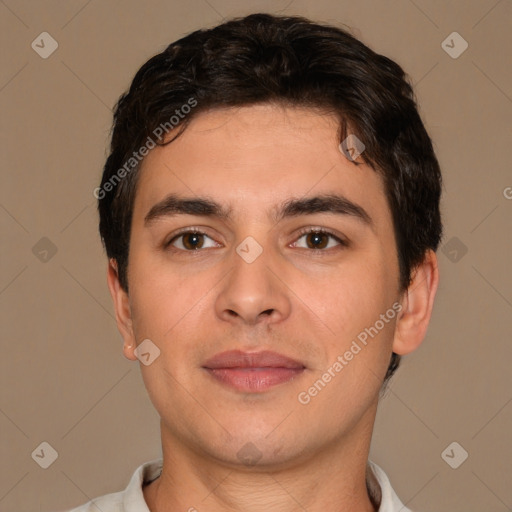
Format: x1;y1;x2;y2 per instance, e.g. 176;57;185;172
1;1;511;511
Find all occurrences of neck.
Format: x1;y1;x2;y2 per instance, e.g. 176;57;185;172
144;404;379;512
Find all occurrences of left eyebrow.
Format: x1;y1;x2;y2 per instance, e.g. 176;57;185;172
144;193;373;228
272;194;373;227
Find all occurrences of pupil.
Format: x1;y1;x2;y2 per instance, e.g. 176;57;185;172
185;233;203;249
309;233;326;249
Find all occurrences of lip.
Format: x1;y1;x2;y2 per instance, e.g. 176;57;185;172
202;350;305;392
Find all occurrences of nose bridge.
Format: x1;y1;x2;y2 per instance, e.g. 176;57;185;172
215;232;290;324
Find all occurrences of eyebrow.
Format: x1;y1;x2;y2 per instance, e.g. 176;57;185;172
144;193;373;227
274;194;372;226
145;194;233;225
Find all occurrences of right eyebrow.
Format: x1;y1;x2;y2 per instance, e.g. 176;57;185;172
144;194;232;225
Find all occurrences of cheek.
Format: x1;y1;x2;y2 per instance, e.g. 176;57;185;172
305;252;397;346
127;251;192;341
127;249;221;358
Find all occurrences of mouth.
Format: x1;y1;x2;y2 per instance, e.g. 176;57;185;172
202;350;306;392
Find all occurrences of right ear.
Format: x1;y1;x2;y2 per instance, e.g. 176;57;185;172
106;259;138;361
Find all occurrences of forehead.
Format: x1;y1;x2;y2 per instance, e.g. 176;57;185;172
133;104;389;225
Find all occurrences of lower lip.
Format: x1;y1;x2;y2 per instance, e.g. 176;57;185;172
204;367;304;392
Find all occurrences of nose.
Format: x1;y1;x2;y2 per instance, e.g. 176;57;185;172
214;239;292;327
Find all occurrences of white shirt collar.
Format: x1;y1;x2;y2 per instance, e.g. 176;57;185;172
70;458;412;512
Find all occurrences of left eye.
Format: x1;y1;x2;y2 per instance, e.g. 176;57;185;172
168;231;219;251
292;230;345;250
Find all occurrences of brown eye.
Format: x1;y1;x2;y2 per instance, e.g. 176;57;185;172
305;232;329;249
167;230;218;251
293;229;346;250
181;232;205;250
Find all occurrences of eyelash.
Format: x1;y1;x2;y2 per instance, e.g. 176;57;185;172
297;227;349;252
165;227;348;253
164;228;214;251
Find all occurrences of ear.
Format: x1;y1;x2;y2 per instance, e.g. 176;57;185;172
392;250;439;355
106;258;138;361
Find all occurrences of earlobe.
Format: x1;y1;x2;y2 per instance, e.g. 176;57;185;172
392;250;440;356
106;259;138;361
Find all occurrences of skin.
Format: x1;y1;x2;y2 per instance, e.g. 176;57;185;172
107;104;439;512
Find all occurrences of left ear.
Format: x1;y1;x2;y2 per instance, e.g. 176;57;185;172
392;249;440;355
106;258;138;361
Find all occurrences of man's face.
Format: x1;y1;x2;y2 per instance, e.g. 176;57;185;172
121;104;403;466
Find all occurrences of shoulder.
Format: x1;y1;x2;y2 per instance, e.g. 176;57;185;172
367;459;414;512
67;490;124;512
66;459;163;512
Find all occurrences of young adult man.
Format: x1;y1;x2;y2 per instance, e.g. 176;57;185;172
73;13;442;512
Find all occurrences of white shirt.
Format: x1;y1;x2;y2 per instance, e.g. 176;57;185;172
67;459;412;512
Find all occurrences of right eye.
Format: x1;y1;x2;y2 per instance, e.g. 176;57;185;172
166;229;220;252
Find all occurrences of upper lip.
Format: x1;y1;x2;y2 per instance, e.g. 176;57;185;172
202;350;305;369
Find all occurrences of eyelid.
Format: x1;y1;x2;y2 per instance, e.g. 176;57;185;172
164;226;349;251
292;226;349;248
164;226;217;248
